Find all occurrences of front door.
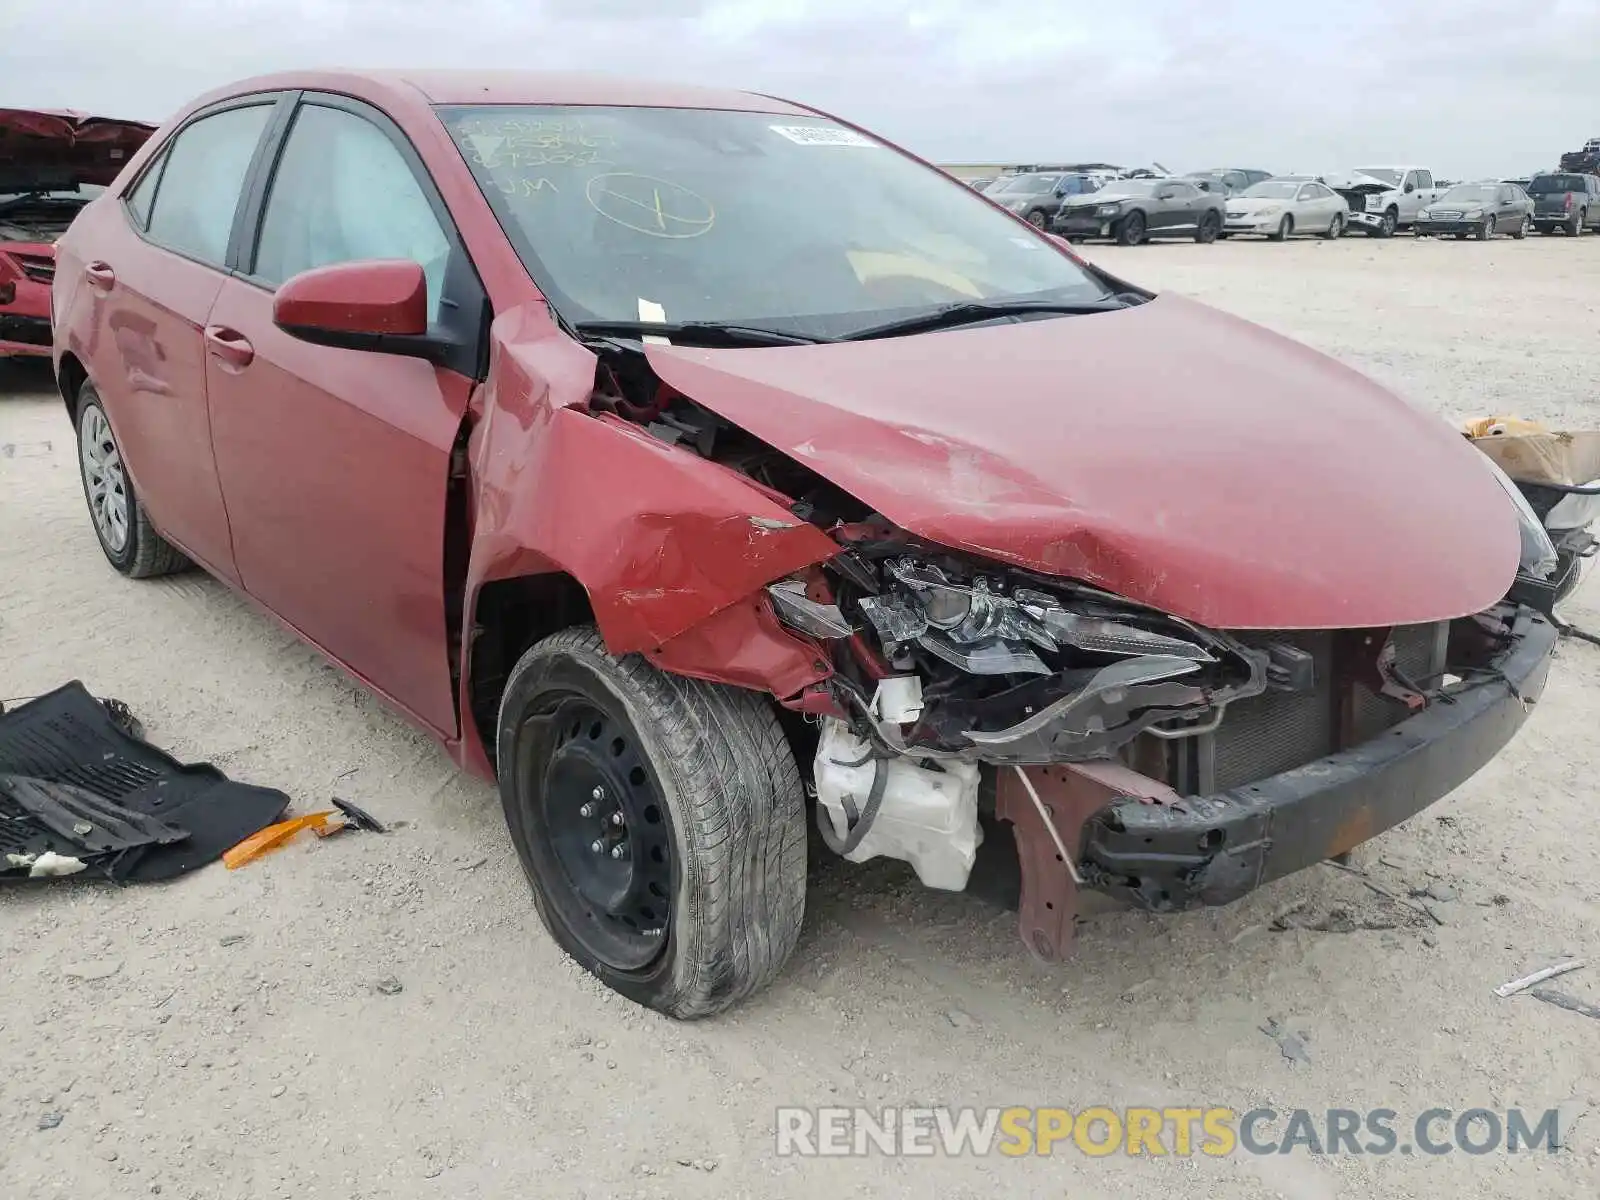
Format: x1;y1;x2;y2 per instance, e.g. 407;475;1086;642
204;96;483;737
75;101;280;581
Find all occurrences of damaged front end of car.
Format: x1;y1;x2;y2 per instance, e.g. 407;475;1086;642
551;328;1571;965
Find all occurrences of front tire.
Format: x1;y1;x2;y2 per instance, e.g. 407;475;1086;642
496;627;807;1019
1371;208;1397;238
74;383;189;578
1476;216;1493;241
1269;214;1292;241
1324;213;1345;239
1116;210;1147;246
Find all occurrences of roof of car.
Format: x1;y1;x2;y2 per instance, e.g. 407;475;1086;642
191;69;812;116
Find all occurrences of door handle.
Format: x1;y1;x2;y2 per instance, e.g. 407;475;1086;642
204;324;255;368
85;262;115;290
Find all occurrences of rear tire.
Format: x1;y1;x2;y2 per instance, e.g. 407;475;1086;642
73;383;190;579
1195;211;1221;243
1116;210;1146;246
1513;215;1530;239
1571;210;1587;236
496;626;807;1019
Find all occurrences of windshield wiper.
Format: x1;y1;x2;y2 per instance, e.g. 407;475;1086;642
841;298;1130;342
572;320;833;347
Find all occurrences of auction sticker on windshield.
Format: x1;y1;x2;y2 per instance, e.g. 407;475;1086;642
769;124;876;147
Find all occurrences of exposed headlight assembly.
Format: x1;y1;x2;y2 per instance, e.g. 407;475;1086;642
1095;203;1123;216
1480;456;1559;579
856;559;1213;676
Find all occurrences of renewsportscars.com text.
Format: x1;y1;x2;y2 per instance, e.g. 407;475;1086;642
774;1105;1565;1158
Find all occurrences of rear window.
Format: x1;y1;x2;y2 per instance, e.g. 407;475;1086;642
1528;174;1588;194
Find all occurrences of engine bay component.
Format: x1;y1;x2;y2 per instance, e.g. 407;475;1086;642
812;718;981;890
834;552;1268;763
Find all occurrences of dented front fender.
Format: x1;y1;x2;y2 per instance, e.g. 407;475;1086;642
463;312;839;697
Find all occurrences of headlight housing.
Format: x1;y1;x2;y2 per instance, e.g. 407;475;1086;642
1095;203;1122;217
1464;208;1484;219
1480;456;1559;579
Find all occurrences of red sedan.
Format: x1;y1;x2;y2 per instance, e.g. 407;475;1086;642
1;108;154;359
52;71;1572;1017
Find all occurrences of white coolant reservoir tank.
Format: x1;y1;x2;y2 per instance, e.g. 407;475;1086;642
812;718;982;891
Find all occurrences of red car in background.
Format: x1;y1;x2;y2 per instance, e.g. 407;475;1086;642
49;71;1576;1019
0;109;154;359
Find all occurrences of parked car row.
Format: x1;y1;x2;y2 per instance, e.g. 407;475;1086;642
1035;168;1600;246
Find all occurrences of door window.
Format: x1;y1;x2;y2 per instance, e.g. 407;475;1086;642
124;150;167;230
1414;170;1433;190
143;104;274;266
252;103;451;322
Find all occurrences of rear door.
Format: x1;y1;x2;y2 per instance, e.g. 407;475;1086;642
203;94;486;737
75;98;285;581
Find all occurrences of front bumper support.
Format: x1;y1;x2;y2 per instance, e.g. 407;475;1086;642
1075;606;1557;912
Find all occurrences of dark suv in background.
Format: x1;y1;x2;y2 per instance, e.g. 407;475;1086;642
1526;173;1600;236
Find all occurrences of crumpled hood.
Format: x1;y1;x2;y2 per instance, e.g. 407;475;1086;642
644;294;1521;630
1320;172;1397;196
0;108;156;192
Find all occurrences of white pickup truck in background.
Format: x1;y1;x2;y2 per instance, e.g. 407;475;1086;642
1323;166;1448;237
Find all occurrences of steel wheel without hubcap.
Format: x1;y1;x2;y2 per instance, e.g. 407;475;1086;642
79;405;129;553
525;696;674;970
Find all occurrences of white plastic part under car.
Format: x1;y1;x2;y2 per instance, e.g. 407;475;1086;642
812;718;982;890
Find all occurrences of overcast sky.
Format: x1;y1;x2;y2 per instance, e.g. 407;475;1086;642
4;0;1596;179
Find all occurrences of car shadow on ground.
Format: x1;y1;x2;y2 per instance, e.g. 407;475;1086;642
0;359;56;398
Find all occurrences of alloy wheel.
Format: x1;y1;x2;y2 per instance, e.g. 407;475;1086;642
78;406;129;553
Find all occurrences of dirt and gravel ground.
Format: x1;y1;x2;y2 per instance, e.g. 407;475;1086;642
3;235;1598;1200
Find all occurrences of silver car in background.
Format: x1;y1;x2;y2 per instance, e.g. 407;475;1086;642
1222;177;1349;240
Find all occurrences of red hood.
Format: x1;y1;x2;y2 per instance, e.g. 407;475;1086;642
0;108;156;191
643;294;1521;630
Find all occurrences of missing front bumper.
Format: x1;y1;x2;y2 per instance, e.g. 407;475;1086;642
1078;605;1556;911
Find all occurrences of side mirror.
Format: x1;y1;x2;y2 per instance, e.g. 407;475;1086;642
1404;182;1416;193
273;259;440;359
0;280;14;306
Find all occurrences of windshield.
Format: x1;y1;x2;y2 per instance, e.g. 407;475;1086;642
1528;175;1586;195
989;174;1057;194
1438;184;1497;204
1352;168;1402;186
441;106;1111;337
1241;181;1301;199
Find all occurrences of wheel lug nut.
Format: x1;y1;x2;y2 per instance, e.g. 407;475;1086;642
610;812;624;826
591;786;604;801
610;845;626;859
590;839;604;854
579;802;595;818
